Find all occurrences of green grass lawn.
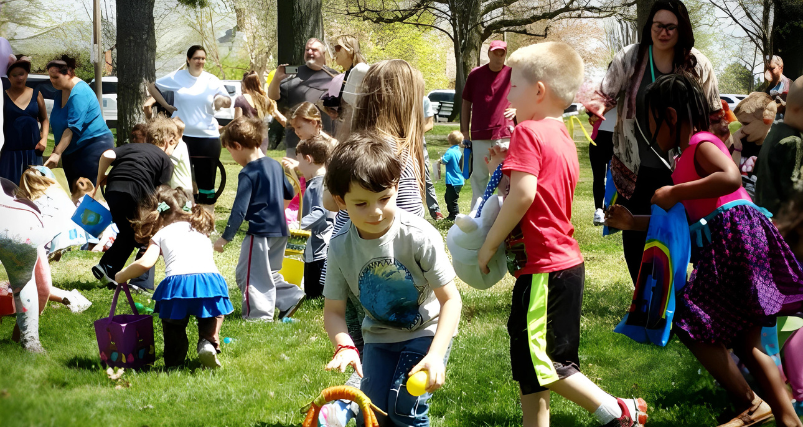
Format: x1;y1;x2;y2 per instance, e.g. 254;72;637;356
0;123;795;426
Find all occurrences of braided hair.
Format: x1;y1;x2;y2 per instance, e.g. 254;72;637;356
644;73;711;151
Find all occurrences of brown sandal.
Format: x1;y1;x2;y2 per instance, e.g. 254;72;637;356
717;396;774;427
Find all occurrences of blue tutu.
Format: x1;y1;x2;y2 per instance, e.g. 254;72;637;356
153;273;234;320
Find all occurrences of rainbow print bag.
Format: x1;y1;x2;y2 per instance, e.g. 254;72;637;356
614;203;690;347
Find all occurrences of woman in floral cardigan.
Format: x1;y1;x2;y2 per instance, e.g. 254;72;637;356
585;0;722;283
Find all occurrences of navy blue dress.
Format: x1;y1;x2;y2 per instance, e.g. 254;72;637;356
0;87;42;185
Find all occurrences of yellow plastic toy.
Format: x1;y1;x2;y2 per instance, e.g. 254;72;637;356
406;370;429;397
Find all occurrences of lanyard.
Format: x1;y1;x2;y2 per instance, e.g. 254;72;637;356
649;45;656;83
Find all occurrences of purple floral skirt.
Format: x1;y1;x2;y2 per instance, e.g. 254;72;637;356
675;205;803;344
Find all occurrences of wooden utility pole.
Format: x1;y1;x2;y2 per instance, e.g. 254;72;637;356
93;0;102;105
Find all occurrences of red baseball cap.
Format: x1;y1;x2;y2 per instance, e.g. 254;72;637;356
489;40;507;52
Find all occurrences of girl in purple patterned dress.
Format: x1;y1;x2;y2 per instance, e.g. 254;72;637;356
607;74;803;427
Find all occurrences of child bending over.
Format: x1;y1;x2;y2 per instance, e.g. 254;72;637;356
116;186;233;368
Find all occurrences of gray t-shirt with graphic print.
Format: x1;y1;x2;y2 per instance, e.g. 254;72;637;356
323;209;456;344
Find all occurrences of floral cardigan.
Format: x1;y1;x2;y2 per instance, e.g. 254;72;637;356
585;44;721;199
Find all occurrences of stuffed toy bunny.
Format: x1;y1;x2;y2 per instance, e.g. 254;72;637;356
446;164;507;289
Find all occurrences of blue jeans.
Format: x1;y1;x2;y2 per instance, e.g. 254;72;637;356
359;336;451;427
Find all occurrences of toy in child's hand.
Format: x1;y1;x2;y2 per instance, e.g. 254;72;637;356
446;164;507;290
302;386;386;427
406;371;429;397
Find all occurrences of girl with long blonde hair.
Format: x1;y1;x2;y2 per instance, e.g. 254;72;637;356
235;71;286;127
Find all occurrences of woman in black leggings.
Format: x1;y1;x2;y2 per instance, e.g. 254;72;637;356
148;45;231;205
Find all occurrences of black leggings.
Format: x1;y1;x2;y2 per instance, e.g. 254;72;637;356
184;136;221;205
589;130;614;209
619;165;674;285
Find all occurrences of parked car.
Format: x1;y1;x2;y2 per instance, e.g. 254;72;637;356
563;103;584;116
215;80;242;126
88;77;118;128
25;74;56;117
720;94;747;111
27;75;118;128
427;89;455;122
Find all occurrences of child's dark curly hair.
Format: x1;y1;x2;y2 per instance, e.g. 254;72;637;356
645;73;711;151
131;185;214;244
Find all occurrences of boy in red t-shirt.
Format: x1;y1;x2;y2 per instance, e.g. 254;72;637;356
478;42;648;427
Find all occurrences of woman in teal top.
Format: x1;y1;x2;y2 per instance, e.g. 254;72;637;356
43;56;113;189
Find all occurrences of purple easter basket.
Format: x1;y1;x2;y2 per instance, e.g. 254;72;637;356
94;282;155;369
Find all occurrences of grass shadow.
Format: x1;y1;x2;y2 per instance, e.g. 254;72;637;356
64;356;100;370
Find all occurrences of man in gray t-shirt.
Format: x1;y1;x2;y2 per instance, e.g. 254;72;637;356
268;38;338;156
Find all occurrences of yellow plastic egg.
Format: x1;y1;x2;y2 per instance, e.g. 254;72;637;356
407;371;429;396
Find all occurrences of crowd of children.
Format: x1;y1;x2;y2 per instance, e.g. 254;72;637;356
5;29;803;427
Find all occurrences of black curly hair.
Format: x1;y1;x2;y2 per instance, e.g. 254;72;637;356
644;73;711;151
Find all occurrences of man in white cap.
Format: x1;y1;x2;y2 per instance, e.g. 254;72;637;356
460;40;516;203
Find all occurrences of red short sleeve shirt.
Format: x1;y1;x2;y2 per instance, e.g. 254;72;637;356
502;119;583;276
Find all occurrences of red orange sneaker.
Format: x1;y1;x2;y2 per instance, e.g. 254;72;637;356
604;398;648;427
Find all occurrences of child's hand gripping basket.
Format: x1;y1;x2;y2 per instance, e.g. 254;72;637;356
284;167;311;256
94;282;155;369
446;164;507;290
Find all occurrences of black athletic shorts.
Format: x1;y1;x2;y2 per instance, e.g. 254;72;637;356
508;262;585;395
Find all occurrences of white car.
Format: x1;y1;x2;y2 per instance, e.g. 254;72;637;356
88;77;118;128
215;80;242;126
720;94;747;111
29;74;117;128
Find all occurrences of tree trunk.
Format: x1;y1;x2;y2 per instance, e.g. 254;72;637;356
452;0;482;122
277;0;323;66
636;0;655;41
772;0;803;80
116;0;156;145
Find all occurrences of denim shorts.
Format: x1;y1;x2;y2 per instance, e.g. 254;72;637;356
359;336;452;427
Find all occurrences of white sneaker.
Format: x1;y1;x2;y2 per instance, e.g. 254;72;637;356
65;290;92;313
593;208;605;226
197;339;221;368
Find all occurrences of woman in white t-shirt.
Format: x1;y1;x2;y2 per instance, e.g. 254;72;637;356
147;45;231;206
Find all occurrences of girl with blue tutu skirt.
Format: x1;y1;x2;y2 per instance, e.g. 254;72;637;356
607;74;803;427
115;186;233;369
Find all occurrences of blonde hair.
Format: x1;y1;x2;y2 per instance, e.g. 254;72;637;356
447;130;464;146
146;116;178;148
335;35;367;66
734;92;776;124
352;59;426;196
770;55;784;69
291;102;323;126
242;71;279;119
18;167;57;201
507;42;584;108
132;185;214;244
71;178;94;203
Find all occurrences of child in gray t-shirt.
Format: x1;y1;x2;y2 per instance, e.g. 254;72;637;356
322;132;462;426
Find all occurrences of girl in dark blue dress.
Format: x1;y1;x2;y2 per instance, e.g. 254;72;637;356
0;56;48;185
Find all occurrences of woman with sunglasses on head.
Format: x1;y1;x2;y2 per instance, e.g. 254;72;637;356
585;0;722;285
1;55;49;185
328;35;369;142
147;45;232;208
43;55;114;191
